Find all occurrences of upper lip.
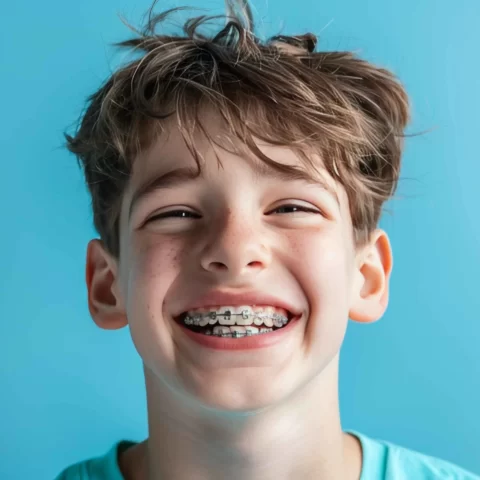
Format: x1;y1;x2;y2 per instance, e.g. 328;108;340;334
176;289;301;317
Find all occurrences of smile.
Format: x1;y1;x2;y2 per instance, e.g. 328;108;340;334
178;305;292;338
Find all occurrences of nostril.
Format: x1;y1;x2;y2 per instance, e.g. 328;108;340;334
247;261;263;268
210;261;228;271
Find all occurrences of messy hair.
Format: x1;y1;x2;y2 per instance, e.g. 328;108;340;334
65;0;411;258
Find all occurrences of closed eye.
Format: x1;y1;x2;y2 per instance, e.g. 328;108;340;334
267;204;321;215
147;210;201;222
146;204;321;223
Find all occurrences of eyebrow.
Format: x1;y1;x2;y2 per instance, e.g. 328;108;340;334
128;163;339;220
129;166;201;220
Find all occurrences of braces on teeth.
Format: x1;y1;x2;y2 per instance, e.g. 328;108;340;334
183;310;289;337
206;328;274;338
183;310;288;325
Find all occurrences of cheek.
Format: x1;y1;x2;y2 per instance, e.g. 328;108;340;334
121;238;185;373
287;231;351;297
288;230;352;324
287;232;352;360
124;237;184;321
131;236;181;277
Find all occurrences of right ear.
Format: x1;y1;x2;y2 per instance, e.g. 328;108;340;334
85;239;128;330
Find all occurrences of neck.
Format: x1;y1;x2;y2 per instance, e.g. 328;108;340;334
125;355;360;480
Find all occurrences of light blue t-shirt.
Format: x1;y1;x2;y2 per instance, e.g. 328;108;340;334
55;430;479;479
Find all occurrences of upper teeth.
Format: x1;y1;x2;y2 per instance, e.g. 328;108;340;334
184;305;289;328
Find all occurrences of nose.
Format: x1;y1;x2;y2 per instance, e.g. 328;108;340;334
199;213;271;280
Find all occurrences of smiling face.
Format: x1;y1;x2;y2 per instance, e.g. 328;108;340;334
86;110;392;411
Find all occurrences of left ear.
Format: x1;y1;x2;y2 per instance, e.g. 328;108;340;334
348;229;393;323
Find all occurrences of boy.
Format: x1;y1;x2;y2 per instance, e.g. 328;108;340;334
56;0;479;478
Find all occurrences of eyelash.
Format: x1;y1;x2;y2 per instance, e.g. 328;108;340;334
147;204;321;222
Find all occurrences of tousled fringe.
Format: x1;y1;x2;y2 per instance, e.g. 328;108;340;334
65;0;413;257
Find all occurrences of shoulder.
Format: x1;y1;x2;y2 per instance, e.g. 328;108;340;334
54;462;86;480
54;441;136;480
349;431;480;480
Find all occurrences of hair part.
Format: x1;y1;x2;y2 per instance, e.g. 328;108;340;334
65;0;412;258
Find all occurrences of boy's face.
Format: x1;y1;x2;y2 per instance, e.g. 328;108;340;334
87;111;391;411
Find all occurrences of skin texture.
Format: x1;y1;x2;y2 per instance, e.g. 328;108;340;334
86;110;392;479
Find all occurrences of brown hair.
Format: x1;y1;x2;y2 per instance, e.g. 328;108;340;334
65;0;412;258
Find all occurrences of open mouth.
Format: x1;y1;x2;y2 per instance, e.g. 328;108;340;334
174;306;295;338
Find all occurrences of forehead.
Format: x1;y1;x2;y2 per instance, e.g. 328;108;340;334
121;109;351;223
132;111;337;180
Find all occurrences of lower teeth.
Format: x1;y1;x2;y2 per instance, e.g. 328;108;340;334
205;328;274;338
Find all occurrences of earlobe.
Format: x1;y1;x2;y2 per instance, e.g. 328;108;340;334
85;239;128;330
348;229;393;324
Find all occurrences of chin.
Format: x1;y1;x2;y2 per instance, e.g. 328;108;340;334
184;377;292;414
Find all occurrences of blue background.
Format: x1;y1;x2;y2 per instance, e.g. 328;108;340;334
1;0;479;478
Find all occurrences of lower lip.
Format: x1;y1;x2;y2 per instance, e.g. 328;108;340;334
176;316;302;351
